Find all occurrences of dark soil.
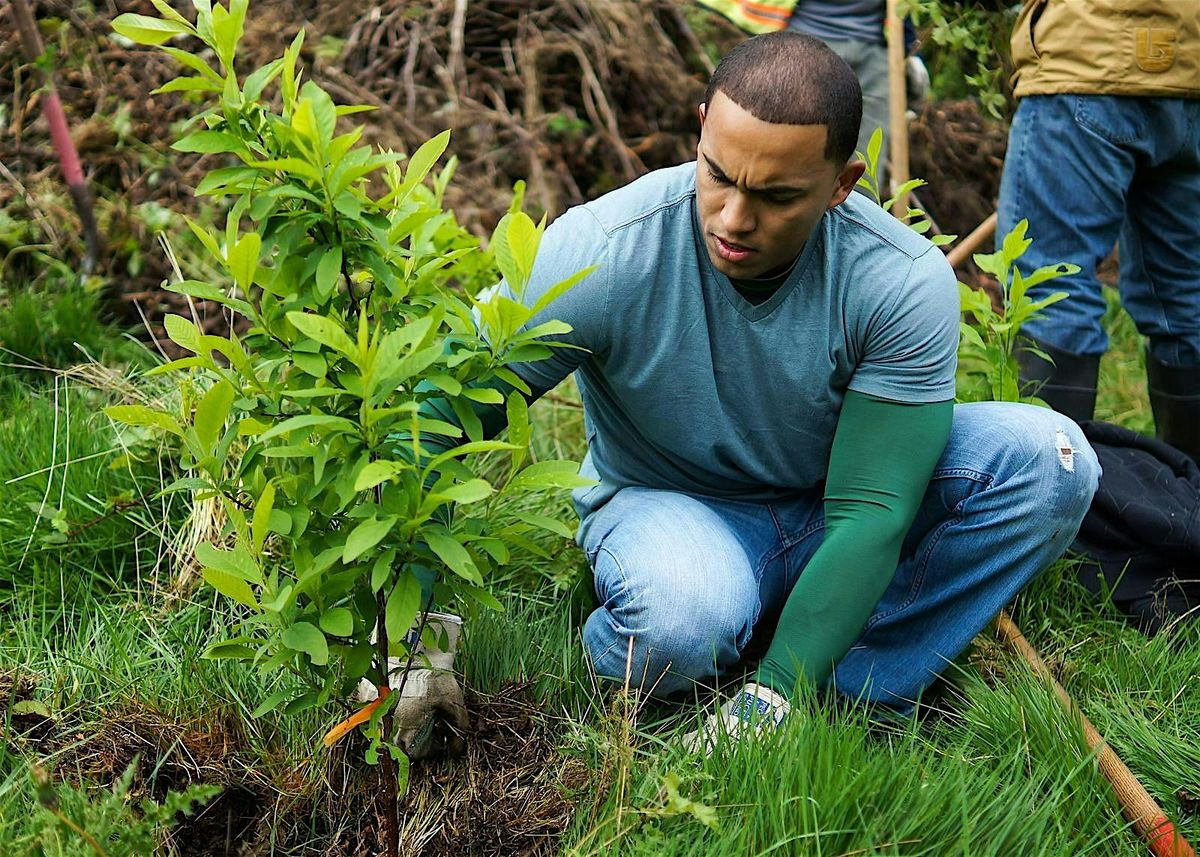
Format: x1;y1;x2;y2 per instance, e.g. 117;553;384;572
3;673;581;857
909;98;1009;243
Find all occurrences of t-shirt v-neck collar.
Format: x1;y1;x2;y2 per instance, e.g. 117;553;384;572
692;199;822;322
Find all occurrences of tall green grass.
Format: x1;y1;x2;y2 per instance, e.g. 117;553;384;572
2;286;1198;855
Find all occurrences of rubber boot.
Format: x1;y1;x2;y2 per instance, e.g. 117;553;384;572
1016;338;1100;424
1146;353;1200;463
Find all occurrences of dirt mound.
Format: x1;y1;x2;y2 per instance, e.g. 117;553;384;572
909;99;1009;242
3;676;580;856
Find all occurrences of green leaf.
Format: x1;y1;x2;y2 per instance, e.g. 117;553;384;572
319;607;354;637
258;413;357;443
243;57;283;102
424;530;481;584
506;212;540;287
161;45;221;82
11;700;52;718
421;440;520;479
315;246;343;301
507;460;594;492
196;542;263;584
518;511;574;538
251;688;293;718
529;266;597;317
281;622;329;665
153;76;222;94
300;81;337;148
433;479;493;505
105;405;183;436
461;387;505;405
403;129;451;192
194;381;234;451
385;570;422;644
113;13;191;45
371;548;396;592
244;157;321;182
252;481;276;553
202;638;259;661
342;515;398;563
202;567;259;608
228;232;260;291
458;582;504;612
287;312;359;363
172;130;244;153
354;460;405;492
164;313;204;353
506;391;531;467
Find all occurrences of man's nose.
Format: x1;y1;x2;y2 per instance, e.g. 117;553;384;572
721;191;755;235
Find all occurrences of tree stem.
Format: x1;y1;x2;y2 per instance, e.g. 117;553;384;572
374;589;399;857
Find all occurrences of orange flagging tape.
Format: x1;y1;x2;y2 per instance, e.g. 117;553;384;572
1147;814;1195;857
322;687;392;749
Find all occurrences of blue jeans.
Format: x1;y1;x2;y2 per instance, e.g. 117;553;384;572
577;402;1100;708
998;94;1200;367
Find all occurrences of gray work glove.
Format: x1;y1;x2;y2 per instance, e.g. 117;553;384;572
356;612;468;759
906;55;931;111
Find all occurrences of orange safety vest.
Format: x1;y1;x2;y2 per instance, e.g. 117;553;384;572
696;0;798;35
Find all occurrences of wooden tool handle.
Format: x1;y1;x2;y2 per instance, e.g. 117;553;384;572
945;212;998;269
995;611;1194;857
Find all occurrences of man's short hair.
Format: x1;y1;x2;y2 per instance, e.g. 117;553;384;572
703;31;864;165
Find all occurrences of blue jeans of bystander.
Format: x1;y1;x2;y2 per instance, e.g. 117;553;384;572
998;94;1200;367
577;402;1100;709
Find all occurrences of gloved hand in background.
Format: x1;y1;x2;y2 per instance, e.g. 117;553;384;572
356;611;468;759
906;54;931;114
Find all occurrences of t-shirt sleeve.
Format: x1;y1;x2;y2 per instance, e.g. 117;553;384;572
488;206;612;393
846;245;959;403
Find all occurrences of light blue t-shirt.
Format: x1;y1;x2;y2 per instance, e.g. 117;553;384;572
787;1;886;45
505;162;958;522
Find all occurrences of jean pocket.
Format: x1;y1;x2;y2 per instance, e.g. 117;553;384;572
1073;95;1146;146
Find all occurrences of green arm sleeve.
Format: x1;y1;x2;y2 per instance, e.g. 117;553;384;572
754;390;954;695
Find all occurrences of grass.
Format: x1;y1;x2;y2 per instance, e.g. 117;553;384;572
1;290;1198;856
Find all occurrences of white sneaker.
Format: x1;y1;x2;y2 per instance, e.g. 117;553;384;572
684;682;790;754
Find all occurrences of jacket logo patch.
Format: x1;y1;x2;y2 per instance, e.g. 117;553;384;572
1135;28;1177;73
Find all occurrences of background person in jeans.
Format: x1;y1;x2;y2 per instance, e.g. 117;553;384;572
490;31;1100;739
999;0;1200;459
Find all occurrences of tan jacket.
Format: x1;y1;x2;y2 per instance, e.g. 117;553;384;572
1011;0;1200;98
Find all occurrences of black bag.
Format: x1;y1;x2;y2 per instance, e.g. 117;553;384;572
1072;420;1200;634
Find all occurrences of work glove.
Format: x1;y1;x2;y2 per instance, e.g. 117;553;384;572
356;611;469;759
906;55;930;112
683;682;790;755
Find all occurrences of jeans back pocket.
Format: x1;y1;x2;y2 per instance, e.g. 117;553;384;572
1073;94;1147;146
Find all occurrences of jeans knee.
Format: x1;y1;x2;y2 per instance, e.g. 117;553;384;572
1008;409;1100;526
583;594;752;698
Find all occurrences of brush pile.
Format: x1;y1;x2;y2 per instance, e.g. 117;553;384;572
1;1;1006;342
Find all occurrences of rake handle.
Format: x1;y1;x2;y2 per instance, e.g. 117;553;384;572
995;611;1194;857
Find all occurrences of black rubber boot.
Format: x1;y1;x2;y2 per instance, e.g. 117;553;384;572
1146;353;1200;463
1016;338;1100;424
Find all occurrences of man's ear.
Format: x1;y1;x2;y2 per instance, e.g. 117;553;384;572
698;102;707;126
827;159;867;209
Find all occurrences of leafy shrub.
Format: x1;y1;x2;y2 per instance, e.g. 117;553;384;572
108;4;590;850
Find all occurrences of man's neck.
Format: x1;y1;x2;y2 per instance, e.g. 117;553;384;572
730;250;803;305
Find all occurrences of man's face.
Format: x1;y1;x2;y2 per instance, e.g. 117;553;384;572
695;91;863;279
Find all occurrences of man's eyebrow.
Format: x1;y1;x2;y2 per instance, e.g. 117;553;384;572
701;151;810;196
